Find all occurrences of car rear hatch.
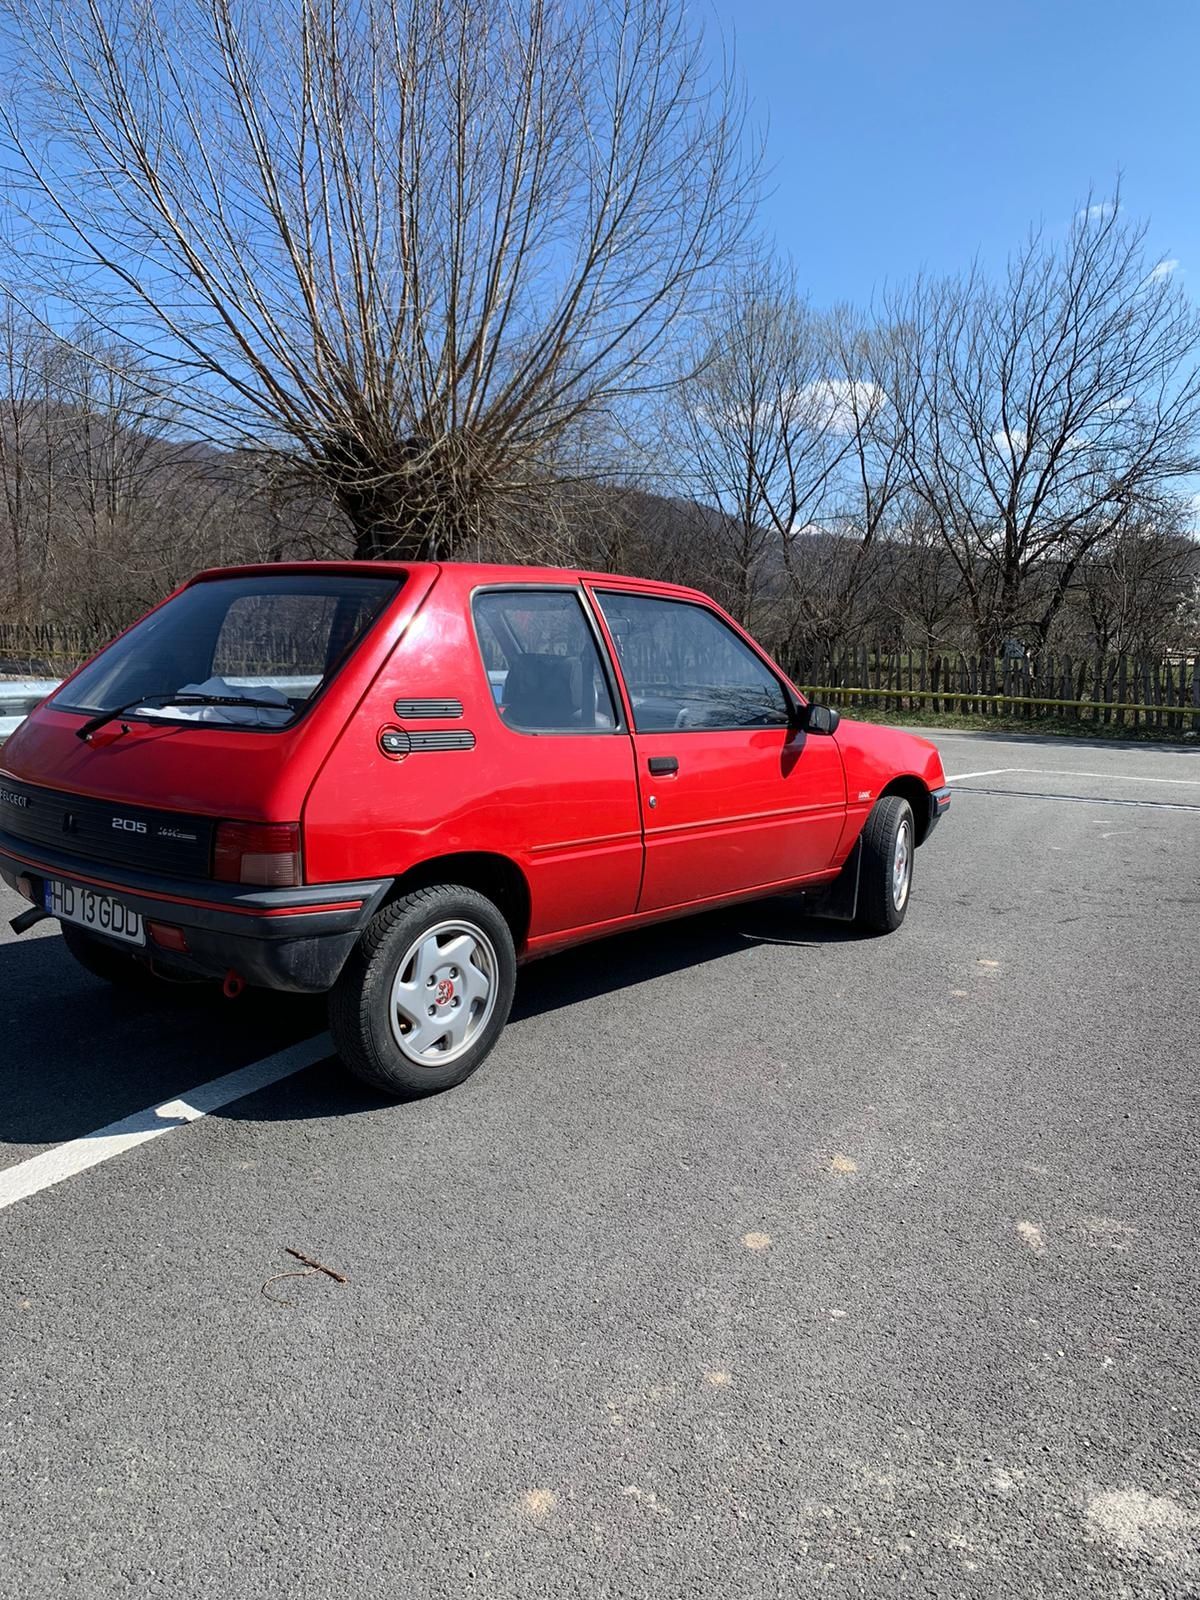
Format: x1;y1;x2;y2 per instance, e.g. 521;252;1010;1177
0;773;216;879
0;565;426;884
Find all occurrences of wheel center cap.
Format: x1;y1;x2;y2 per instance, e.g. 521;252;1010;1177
435;977;455;1006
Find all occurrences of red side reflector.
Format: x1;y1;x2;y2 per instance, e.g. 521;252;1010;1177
213;821;302;888
147;921;189;953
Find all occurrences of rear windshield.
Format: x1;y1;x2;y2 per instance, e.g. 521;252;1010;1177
53;573;400;729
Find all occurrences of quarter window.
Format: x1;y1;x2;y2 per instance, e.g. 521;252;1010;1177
472;589;618;734
595;593;788;732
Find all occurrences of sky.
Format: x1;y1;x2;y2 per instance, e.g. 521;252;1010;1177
710;0;1200;308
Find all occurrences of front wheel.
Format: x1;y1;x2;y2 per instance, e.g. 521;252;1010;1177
328;884;517;1098
855;795;916;935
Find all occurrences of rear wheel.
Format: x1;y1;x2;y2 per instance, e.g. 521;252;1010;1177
329;884;517;1098
855;794;916;935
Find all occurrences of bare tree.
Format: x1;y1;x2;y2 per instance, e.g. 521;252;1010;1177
49;335;177;579
0;298;355;639
822;307;909;551
783;306;910;649
874;495;969;653
666;255;855;625
1071;498;1199;657
889;194;1200;651
0;305;69;619
0;0;755;560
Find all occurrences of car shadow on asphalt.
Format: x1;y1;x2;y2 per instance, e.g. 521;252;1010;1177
509;894;858;1025
0;895;856;1149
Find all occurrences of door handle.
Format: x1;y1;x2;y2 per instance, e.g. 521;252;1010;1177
648;755;679;776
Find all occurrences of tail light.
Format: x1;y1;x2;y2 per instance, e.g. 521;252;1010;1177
213;821;302;887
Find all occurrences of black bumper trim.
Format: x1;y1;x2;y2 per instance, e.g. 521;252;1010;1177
925;785;951;840
0;833;391;992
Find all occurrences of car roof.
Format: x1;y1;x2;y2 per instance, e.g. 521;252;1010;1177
188;559;712;604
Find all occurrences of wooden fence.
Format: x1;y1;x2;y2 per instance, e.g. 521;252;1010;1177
3;618;1199;732
0;621;101;674
776;644;1200;732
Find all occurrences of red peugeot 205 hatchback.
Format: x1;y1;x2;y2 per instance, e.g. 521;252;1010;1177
1;563;949;1097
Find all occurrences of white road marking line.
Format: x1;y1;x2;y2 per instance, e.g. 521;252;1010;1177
945;768;1017;782
947;764;1200;791
950;785;1200;814
1017;768;1200;787
0;1035;331;1214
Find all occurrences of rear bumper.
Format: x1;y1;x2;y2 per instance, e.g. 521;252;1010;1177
925;785;951;840
0;830;389;992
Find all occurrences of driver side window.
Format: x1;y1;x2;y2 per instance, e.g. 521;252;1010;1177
595;592;788;732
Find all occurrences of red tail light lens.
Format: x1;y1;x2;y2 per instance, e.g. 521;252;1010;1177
213;821;302;887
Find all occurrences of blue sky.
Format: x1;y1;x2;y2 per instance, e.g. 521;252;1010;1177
711;0;1200;307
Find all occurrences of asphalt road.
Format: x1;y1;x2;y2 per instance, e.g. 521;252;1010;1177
2;729;1198;1599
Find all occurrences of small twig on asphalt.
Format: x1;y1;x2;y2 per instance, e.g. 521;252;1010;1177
284;1247;348;1284
261;1247;349;1305
261;1269;313;1306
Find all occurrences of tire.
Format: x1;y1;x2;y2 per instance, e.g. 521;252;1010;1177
855;794;916;935
328;884;517;1098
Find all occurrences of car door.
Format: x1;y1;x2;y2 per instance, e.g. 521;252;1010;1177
469;584;644;937
590;589;846;913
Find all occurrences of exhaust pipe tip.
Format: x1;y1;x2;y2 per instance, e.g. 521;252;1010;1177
9;905;50;935
222;969;246;1000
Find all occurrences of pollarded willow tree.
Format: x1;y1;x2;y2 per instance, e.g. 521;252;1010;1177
0;0;756;558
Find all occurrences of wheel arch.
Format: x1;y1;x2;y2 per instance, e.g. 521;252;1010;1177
382;852;533;949
878;775;932;844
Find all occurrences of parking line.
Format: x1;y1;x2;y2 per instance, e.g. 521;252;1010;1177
947;766;1200;789
0;1035;332;1214
950;785;1200;814
1014;768;1200;787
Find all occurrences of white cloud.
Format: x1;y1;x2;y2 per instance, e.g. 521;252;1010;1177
1097;394;1133;415
796;378;888;434
1149;258;1180;281
700;379;890;439
1078;201;1117;224
992;427;1028;457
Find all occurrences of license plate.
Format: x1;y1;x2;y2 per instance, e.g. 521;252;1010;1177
44;878;145;946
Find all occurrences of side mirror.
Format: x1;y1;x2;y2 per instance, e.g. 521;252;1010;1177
797;700;840;736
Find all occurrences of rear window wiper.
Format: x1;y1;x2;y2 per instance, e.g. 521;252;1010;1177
75;692;293;742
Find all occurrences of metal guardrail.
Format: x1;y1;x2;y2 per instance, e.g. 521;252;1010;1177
0;680;59;739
